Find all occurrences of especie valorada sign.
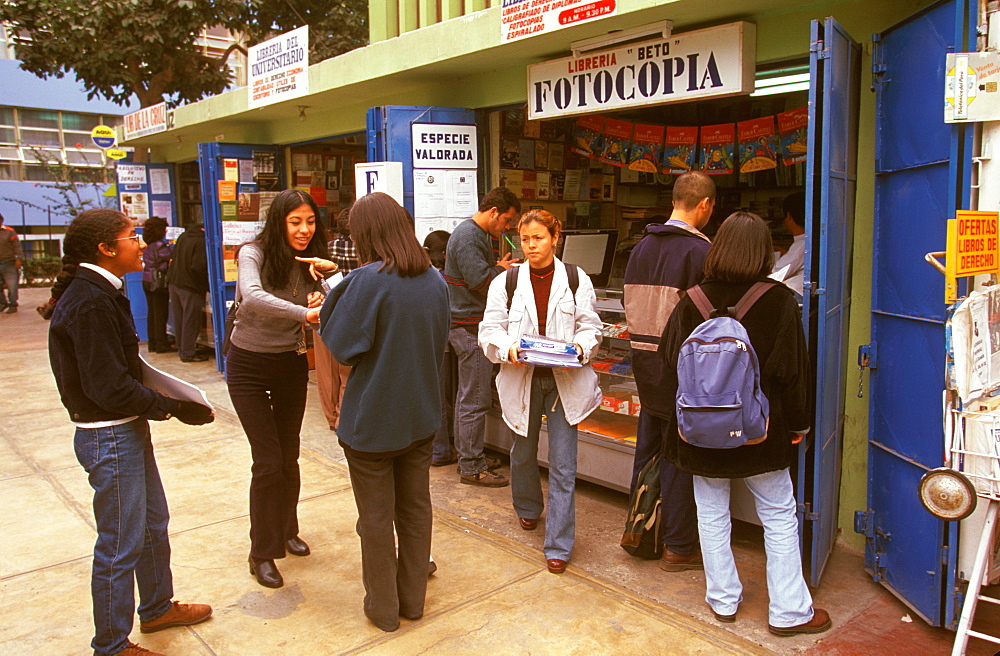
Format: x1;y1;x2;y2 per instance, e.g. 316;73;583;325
527;21;756;120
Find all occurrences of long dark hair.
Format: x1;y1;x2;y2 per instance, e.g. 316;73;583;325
253;188;328;289
702;212;774;282
350;192;431;277
51;209;131;304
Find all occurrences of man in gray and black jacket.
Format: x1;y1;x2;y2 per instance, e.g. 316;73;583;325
443;187;520;486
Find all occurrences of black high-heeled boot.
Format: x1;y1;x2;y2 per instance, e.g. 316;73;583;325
248;555;283;588
286;536;310;556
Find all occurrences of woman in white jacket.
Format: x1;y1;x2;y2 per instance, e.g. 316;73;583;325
479;209;602;573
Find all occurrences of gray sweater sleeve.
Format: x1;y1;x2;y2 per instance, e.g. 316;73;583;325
231;243;312;353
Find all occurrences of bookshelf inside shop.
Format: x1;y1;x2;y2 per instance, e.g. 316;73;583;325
177;161;203;226
486;95;808;491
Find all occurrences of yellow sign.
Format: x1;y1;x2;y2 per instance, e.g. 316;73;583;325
106;149;128;160
91;125;117;149
952;210;999;275
945;210;1000;303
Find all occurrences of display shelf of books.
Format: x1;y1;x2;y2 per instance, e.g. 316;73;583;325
178;161;203;226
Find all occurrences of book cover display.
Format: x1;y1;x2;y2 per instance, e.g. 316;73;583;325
699;123;736;176
599;118;633;168
737;117;778;173
572;115;605;157
777;106;809;165
662;127;698;175
627;124;664;173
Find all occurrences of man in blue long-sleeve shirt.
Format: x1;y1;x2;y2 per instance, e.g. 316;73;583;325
443;187;520;486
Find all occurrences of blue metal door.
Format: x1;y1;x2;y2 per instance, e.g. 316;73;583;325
366;105;477;217
863;0;974;627
196;142;286;372
798;17;861;587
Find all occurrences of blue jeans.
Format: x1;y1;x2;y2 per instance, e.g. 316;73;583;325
692;468;815;627
510;375;577;561
73;419;174;656
631;410;699;554
0;259;18;307
448;326;493;475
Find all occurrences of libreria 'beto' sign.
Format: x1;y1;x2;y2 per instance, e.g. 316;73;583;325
248;25;309;109
526;22;756;120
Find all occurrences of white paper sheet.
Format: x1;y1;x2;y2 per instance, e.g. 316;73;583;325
140;355;213;409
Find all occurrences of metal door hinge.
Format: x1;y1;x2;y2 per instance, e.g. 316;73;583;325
811;40;830;59
797;502;819;521
854;509;876;538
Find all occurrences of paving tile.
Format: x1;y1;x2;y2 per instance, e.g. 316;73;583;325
0;558;213;655
0;473;94;577
48;436;352;537
168;489;543;655
352;568;767;656
0;435;33;480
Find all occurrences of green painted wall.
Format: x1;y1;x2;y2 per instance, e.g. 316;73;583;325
142;0;939;552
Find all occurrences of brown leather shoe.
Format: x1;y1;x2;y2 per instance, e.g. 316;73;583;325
460;469;509;487
659;548;704;572
711;607;737;623
114;643;165;656
769;608;832;636
546;558;567;574
518;516;538;531
139;601;212;634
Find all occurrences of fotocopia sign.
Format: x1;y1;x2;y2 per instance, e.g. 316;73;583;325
502;0;617;42
526;21;756;120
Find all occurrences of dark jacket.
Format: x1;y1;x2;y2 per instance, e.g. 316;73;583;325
658;279;811;479
623;221;711;418
319;262;450;453
167;227;208;294
49;267;180;423
443;218;503;328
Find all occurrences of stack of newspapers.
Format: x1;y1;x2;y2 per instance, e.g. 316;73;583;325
517;334;582;368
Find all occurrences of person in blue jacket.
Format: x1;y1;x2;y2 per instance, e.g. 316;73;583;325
319;192;449;633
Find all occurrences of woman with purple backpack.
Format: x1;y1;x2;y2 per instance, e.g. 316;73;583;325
658;211;831;636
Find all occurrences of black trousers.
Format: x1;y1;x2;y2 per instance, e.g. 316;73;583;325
345;439;433;631
226;345;308;560
142;283;170;352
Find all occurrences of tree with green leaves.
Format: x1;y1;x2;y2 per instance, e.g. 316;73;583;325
0;0;368;109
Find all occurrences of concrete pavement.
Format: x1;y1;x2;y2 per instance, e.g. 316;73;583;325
1;286;995;655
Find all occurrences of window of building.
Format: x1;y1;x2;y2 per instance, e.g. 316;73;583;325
0;106;118;181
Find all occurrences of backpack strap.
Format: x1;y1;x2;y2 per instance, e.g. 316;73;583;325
686;285;714;321
505;266;518;311
734;282;774;321
566;263;580;298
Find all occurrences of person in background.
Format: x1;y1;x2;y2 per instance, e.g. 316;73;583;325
48;208;214;656
141;216;174;353
167;222;209;362
227;188;335;589
479;210;602;574
423;230;458;467
330;206;360;273
315;206;358;431
0;211;22;313
623;170;715;573
659;212;830;636
772;191;806;299
319;192;449;632
444;187;521;487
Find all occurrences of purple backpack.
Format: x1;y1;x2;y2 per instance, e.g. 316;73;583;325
675;283;773;449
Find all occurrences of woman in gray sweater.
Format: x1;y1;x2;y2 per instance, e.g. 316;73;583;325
227;189;334;589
